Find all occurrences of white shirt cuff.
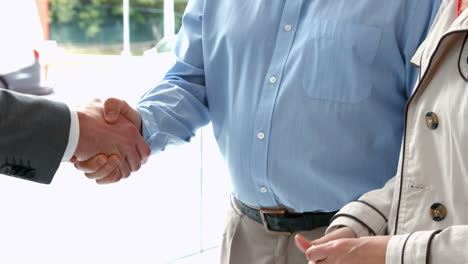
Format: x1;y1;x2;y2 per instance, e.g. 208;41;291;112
61;107;80;161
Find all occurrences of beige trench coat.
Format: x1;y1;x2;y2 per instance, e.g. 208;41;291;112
328;1;468;263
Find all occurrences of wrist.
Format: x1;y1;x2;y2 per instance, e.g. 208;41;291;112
359;236;390;264
137;115;143;135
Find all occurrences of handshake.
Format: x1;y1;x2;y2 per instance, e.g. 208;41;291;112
71;98;150;184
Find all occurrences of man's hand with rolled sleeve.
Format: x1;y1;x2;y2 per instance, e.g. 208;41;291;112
72;98;150;184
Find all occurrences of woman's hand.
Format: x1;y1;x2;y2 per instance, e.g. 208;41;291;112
295;229;390;264
295;226;357;253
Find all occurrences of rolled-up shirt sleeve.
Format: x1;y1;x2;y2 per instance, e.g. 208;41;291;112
136;0;209;154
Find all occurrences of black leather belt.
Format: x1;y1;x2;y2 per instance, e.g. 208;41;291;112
233;197;337;235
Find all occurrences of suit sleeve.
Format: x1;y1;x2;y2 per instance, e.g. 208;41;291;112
0;89;70;184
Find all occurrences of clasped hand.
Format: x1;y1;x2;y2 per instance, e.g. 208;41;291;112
71;98;149;184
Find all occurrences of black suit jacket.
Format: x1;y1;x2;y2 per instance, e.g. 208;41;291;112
0;89;70;183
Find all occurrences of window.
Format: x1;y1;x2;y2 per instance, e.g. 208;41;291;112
47;0;188;55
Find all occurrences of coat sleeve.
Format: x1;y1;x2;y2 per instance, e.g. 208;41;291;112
326;176;396;237
386;226;468;264
0;89;70;184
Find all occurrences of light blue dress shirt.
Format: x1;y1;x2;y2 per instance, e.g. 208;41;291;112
137;0;441;212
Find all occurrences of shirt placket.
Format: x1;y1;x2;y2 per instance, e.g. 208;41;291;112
251;0;303;207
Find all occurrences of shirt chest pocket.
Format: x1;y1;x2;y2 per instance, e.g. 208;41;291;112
301;20;382;104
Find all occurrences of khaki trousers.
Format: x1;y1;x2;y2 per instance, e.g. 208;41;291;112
220;200;327;264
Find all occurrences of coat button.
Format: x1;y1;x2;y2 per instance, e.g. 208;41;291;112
425;112;439;130
430;203;447;221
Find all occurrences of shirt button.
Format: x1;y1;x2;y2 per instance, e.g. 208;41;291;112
284;24;292;31
257;132;265;139
269;76;277;84
260;187;268;193
425;112;439;130
430;203;447;221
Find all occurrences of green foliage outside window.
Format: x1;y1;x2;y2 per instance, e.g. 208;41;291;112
50;0;188;55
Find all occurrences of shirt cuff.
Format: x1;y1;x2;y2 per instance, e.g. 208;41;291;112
386;230;441;264
61;108;80;162
326;200;387;237
136;106;166;155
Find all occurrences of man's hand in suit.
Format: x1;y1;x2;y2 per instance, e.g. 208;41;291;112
72;99;150;184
